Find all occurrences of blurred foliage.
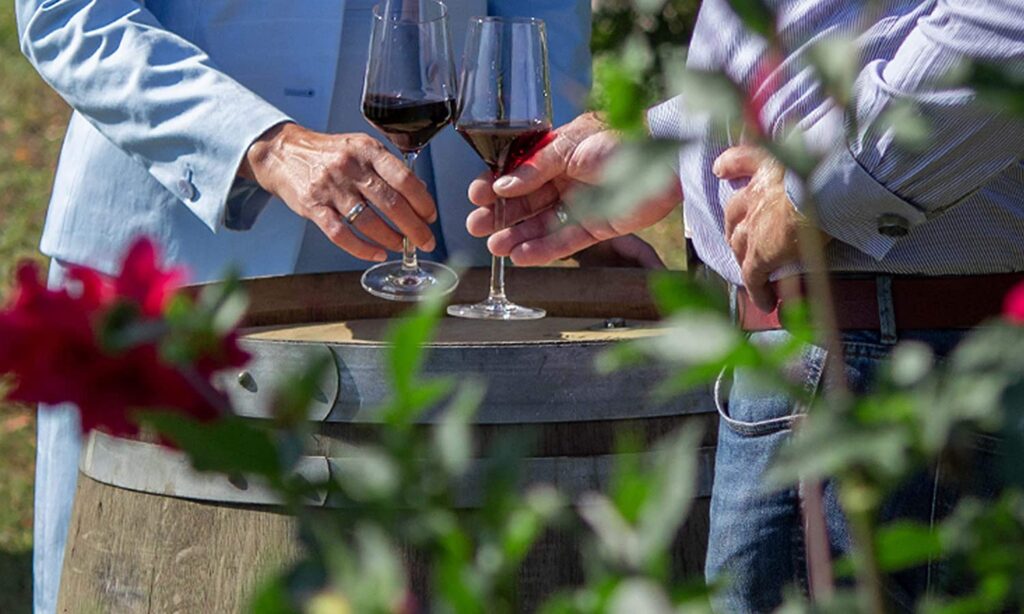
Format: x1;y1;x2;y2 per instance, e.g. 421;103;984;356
589;0;699;128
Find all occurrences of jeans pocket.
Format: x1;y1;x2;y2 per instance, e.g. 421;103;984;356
715;332;829;437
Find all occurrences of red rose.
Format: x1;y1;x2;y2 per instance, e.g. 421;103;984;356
1004;281;1024;324
0;237;247;437
112;237;187;317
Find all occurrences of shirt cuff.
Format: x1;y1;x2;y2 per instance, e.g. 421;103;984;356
788;145;928;261
224;178;275;231
149;98;292;234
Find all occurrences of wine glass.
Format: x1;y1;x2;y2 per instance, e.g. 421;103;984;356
360;0;459;302
447;17;553;321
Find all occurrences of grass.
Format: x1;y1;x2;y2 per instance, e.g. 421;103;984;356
0;7;684;614
1;6;70;612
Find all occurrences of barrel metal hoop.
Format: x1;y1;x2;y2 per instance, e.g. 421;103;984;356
81;432;714;508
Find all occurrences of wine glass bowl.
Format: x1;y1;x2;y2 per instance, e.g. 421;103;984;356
447;16;553;321
360;0;459;302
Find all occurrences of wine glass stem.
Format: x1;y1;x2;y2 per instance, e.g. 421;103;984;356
488;196;508;301
401;152;421;273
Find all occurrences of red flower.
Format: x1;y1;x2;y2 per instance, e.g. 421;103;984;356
113;237;187;317
1004;281;1024;324
742;48;784;139
0;237;247;437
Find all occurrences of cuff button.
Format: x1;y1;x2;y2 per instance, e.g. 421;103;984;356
877;213;909;238
176;178;196;201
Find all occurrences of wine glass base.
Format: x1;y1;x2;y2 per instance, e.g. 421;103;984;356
446;297;546;321
361;260;459;302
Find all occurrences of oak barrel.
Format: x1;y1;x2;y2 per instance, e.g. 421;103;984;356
58;268;716;613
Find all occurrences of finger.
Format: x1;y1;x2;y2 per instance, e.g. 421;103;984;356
492;131;568;198
357;175;436;252
713;145;765;180
487;211;599;266
370;152;437;223
510;223;601;267
611;236;666;269
465;182;562;237
311;207;387;262
468;173;498;207
729;223;749;264
742;260;778;313
486;212;553;257
724;190;750;243
341;199;405;253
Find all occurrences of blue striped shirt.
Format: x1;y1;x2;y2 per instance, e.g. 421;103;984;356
648;0;1024;286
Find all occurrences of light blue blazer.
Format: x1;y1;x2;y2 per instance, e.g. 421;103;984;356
15;0;592;283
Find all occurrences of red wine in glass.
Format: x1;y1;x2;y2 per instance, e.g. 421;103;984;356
359;0;459;302
456;120;552;175
363;94;457;154
447;16;554;321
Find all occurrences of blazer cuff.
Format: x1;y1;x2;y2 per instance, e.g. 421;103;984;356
789;146;928;261
147;94;291;233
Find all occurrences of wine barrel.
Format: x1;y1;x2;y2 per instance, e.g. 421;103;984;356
58;268;716;613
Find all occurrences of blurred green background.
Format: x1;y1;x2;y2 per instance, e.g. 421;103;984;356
0;2;697;611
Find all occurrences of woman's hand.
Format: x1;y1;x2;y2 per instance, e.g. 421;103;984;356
240;123;437;262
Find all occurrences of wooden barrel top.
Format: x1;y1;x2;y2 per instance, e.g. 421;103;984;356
235;267;661;329
76;267;717;507
247;317;665;345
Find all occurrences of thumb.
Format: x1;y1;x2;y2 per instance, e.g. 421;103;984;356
712;145;765;180
611;235;666;269
493;131;568;198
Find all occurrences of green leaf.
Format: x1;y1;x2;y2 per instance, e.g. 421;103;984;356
578;492;641;568
497;486;565;573
807;36;858;106
608;579;675;614
674;69;744;133
249;574;300;614
137;412;281;477
724;0;776;39
963;61;1024;117
636;426;703;562
888;341;935;387
633;312;741;365
591;37;655;134
434;378;486;476
880;101;931;150
273;353;336;427
346;525;407;611
874;520;943;572
386;293;445;401
647;271;728;317
568;139;681;224
327;442;401;502
766;410;911;488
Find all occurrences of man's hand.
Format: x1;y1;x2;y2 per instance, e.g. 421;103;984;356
714;145;831;312
239;123;437;262
466;112;681;266
574;235;665;269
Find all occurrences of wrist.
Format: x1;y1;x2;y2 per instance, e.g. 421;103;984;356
238;121;294;188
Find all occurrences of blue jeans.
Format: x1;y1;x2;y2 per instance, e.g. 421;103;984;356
33;262;82;614
705;328;995;613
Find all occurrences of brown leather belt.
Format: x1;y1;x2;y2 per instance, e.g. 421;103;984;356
737;273;1023;332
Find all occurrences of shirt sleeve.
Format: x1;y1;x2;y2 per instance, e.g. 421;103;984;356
796;0;1024;260
16;0;292;233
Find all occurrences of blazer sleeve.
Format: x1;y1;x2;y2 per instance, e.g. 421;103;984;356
16;0;293;232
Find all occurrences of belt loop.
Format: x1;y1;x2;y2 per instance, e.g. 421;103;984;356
876;275;897;345
730;284;739;327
